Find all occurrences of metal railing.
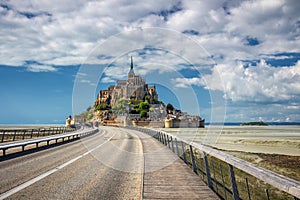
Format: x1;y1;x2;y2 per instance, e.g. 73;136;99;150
129;126;300;200
0;126;78;143
0;127;97;156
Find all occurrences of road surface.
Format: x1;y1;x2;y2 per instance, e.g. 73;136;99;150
0;127;143;199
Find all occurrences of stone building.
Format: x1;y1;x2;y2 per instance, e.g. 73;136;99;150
95;57;158;107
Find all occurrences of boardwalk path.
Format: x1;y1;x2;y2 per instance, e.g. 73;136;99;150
128;128;219;200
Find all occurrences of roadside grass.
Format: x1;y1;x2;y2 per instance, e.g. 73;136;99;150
179;145;296;200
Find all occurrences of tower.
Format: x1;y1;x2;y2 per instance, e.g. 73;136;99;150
128;56;135;80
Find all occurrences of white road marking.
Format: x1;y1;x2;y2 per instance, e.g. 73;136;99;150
0;130;114;200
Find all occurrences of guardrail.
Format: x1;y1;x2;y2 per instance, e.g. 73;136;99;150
129;126;300;200
0;126;78;143
0;128;98;156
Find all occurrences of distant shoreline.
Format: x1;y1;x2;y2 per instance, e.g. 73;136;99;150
206;122;300;126
0;124;65;129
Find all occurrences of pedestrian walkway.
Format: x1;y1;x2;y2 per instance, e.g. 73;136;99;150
132;129;219;200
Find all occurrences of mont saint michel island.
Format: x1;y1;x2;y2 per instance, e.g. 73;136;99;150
75;57;205;128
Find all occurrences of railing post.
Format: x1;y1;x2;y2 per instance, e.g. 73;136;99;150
158;132;162;143
189;145;198;174
1;131;5;143
245;177;251;200
22;130;26;140
13;131;16;141
175;138;179;156
30;129;33;138
229;164;240;200
220;164;227;200
265;189;270;200
181;142;187;164
204;152;213;190
166;135;170;148
171;136;175;152
162;133;165;145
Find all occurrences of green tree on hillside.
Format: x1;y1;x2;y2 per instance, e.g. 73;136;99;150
167;103;174;111
139;102;149;110
95;103;109;111
140;110;147;118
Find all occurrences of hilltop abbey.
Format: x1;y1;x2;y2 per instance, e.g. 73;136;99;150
91;57;204;128
94;57;158;107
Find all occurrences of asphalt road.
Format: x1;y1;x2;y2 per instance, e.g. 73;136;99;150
0;127;144;200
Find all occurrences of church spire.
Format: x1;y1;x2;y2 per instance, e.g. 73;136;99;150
128;56;135;77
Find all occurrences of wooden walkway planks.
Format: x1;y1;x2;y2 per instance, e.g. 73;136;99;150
134;130;219;200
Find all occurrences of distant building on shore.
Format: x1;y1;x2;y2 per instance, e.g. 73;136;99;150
65;115;74;127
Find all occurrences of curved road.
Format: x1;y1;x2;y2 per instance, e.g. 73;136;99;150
0;127;144;199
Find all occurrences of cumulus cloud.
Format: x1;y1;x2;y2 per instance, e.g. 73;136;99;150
193;60;300;103
0;0;299;67
173;77;203;88
26;64;57;72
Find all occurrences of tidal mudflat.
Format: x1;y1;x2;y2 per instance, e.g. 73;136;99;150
160;126;300;181
160;126;300;156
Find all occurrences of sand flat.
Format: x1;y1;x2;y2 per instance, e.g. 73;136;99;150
160;126;300;156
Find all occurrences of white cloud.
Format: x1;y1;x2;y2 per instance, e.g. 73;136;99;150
173;77;203;88
199;60;300;103
26;64;57;72
0;0;299;67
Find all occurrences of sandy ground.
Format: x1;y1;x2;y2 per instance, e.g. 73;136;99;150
160;126;300;156
160;126;300;181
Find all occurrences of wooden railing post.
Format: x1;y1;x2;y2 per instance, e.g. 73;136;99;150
204;152;213;190
13;131;16;141
1;131;5;143
181;142;187;164
163;133;166;145
220;164;227;200
22;130;26;140
245;177;251;200
166;135;170;148
229;164;240;200
171;136;175;152
159;132;162;143
189;145;198;174
265;189;270;200
175;138;179;156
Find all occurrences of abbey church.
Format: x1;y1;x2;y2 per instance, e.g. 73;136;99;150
94;57;158;107
89;56;205;128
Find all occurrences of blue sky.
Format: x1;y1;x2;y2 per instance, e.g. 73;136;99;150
0;0;300;124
